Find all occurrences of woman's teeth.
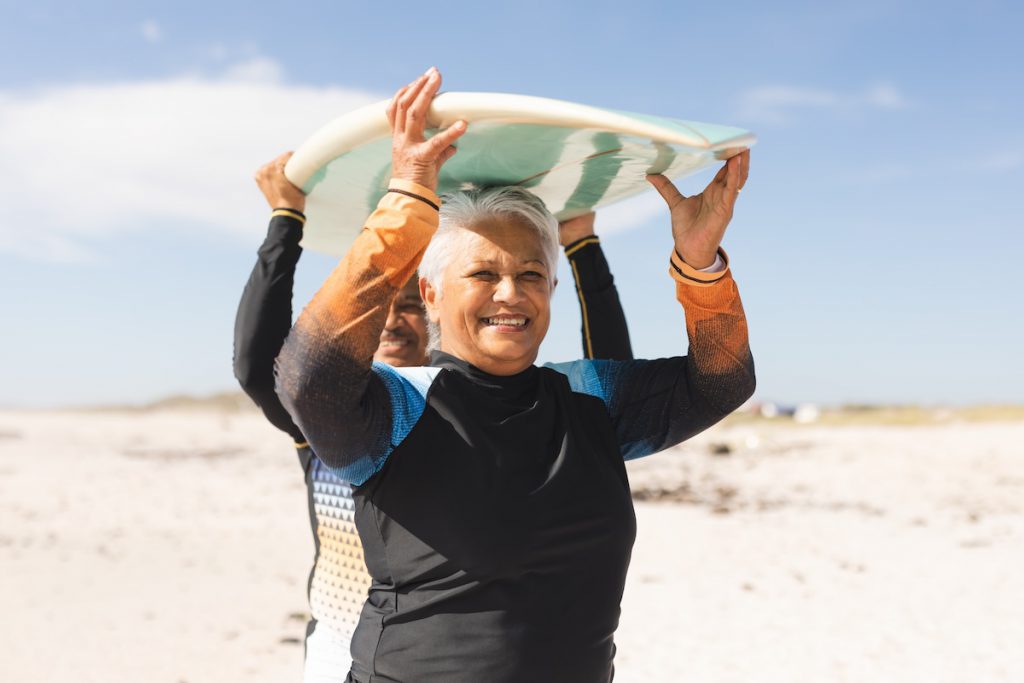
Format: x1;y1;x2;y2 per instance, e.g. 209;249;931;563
484;317;527;327
379;339;408;347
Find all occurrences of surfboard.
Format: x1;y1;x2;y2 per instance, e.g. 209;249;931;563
285;92;756;256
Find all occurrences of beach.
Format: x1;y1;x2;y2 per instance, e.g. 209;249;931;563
1;407;1021;682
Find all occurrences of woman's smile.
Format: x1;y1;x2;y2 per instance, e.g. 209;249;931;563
480;315;530;331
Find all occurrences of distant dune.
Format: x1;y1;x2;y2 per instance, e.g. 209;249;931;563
80;391;260;413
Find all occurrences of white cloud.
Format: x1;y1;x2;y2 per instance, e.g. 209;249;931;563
141;20;162;44
736;82;911;125
223;56;284;83
0;58;382;261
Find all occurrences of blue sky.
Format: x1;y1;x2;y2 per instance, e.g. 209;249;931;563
2;0;1022;407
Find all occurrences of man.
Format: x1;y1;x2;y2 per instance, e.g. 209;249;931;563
233;151;632;682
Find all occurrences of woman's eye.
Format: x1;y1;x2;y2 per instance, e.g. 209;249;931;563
520;271;544;281
471;271;497;280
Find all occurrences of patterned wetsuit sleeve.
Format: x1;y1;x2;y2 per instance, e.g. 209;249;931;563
563;236;633;361
275;180;440;485
232;210;307;444
548;249;755;460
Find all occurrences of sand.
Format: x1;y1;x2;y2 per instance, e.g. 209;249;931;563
1;409;1021;682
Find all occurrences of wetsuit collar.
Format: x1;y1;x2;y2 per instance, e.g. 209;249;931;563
429;351;539;392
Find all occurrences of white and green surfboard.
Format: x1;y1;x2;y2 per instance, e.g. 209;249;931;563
285;92;756;256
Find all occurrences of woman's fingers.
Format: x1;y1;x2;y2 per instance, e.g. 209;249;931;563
425;120;467;158
646;173;685;208
386;87;405;129
390;68;442;141
388;68;460;189
406;68;441;135
720;151;751;208
437;144;459;166
397;70;435;134
719;150;749;193
699;160;734;210
390;82;419;133
710;160;731;188
392;72;429;134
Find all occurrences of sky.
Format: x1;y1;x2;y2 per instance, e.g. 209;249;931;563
1;0;1022;408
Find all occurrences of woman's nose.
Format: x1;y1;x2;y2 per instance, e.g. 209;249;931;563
493;276;523;304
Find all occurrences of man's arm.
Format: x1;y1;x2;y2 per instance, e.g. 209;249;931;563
559;213;632;360
233;152;309;445
233;210;306;443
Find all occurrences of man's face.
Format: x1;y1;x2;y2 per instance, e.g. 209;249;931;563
373;277;429;367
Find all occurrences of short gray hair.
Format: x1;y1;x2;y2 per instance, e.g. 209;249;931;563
419;186;559;351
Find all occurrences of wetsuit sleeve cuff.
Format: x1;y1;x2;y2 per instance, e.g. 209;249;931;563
271;207;306;224
669;248;730;286
563;235;601;258
387;179;440;211
366;180;442;287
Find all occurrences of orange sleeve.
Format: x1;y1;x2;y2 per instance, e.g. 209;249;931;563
295;178;437;365
274;180;440;473
671;249;755;411
546;246;754;460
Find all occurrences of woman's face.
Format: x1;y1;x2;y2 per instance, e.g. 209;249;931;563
422;215;555;376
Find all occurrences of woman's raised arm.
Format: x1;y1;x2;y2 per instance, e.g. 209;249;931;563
549;152;755;458
274;68;466;483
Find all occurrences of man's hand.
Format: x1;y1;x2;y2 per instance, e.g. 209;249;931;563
254;151;306;212
558;212;596;247
647;150;750;269
386;67;467;191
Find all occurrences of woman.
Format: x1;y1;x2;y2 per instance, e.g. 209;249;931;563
236;147;634;681
277;67;754;683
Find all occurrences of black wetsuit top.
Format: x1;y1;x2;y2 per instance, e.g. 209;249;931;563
347;352;637;683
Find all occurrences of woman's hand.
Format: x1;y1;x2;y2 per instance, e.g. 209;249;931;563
647;150;750;269
254;151;306;212
387;67;467;192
